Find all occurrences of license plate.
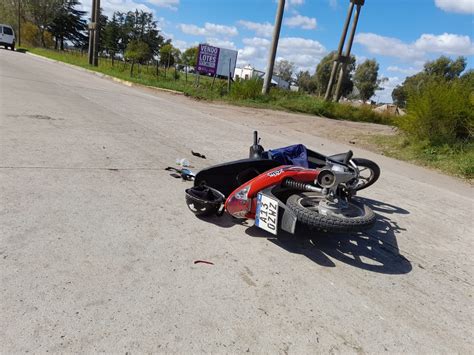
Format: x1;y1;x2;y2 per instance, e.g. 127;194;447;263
255;193;279;235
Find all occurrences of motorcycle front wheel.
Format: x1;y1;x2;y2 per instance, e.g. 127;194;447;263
287;192;376;233
352;158;380;191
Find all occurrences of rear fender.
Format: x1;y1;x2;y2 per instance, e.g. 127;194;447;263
225;165;319;218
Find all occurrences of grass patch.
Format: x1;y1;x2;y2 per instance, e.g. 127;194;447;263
372;134;474;180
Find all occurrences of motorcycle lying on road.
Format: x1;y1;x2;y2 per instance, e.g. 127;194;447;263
185;131;380;235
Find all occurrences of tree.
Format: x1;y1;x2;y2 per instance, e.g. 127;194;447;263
314;51;355;97
125;40;150;76
181;46;198;67
159;43;180;67
296;70;317;93
103;13;121;64
274;60;294;82
353;59;385;101
423;56;466;80
460;69;474;91
391;56;467;107
0;0;27;39
123;10;165;58
25;0;62;47
48;0;87;50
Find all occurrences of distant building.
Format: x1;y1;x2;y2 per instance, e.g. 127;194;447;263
290;84;299;92
374;104;406;116
271;75;290;90
234;64;290;90
234;65;264;81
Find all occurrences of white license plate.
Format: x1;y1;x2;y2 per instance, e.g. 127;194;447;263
255;193;279;235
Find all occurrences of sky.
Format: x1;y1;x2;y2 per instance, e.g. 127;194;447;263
83;0;474;102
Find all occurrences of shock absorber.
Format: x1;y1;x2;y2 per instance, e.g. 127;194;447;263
282;178;322;192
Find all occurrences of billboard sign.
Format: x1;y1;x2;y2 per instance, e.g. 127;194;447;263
196;44;220;75
196;44;238;78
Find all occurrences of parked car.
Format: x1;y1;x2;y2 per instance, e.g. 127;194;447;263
0;24;16;50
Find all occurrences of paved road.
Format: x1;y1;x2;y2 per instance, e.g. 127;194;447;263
1;50;473;353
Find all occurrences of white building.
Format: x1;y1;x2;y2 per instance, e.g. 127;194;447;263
234;65;264;81
234;64;290;90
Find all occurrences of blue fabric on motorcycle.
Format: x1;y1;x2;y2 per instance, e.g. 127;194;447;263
266;144;309;168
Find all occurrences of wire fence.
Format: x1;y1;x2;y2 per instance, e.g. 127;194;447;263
59;47;232;92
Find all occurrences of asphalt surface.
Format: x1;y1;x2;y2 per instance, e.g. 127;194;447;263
1;49;473;354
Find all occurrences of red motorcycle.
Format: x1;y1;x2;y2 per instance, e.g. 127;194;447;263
186;132;380;235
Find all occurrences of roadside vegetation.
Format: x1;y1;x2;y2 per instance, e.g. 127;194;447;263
3;0;472;179
383;57;473;180
26;47;394;125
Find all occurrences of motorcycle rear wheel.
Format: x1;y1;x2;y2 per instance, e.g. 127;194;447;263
287;192;376;233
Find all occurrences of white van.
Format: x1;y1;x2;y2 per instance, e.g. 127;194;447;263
0;24;16;50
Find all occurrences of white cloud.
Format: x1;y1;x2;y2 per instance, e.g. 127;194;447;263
278;37;326;72
82;0;154;18
237;36;326;73
147;0;179;10
373;76;402;103
179;22;238;37
242;37;271;47
435;0;474;14
237;20;274;38
355;32;474;60
205;38;237;50
329;0;337;9
414;33;474;55
355;33;423;59
284;14;317;29
355;55;368;65
387;66;421;75
238;37;270;67
173;39;187;51
283;0;304;10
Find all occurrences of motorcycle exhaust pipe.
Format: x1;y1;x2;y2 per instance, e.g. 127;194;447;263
317;169;337;188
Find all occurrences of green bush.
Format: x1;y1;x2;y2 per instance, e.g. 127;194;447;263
230;78;263;100
398;78;473;146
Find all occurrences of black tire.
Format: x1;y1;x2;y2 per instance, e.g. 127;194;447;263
287;192;376;233
352;158;380;191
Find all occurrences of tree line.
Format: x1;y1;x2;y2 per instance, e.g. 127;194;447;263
273;53;386;102
0;0;195;69
392;56;472;107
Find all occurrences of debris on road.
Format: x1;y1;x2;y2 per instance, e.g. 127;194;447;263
194;260;215;265
176;158;191;167
191;150;207;159
165;167;195;181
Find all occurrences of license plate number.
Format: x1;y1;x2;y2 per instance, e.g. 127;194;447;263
255;193;279;235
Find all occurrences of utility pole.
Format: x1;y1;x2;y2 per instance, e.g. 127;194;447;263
92;0;101;66
325;0;365;101
17;0;21;47
88;0;100;66
262;0;285;95
87;0;96;65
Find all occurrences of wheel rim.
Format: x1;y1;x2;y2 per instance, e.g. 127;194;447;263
297;196;366;218
356;166;374;189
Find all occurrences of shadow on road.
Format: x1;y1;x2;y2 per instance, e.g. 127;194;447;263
245;197;412;274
